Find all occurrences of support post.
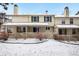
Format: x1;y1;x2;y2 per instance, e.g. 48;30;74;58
5;25;7;32
25;26;27;39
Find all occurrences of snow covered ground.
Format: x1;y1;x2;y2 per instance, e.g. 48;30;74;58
0;39;79;56
2;38;47;44
59;40;79;45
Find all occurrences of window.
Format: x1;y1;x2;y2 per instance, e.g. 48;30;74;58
64;29;67;35
62;20;65;24
59;29;62;35
4;16;12;22
7;28;12;33
31;16;39;22
46;27;50;30
33;27;39;32
77;29;79;34
59;29;67;35
17;26;26;32
72;29;76;34
44;16;52;22
70;18;73;24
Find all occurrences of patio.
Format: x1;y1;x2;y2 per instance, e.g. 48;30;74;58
53;34;79;41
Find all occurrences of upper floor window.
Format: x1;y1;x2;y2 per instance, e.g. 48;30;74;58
4;16;12;22
31;16;39;22
44;16;52;22
62;19;65;24
70;18;73;24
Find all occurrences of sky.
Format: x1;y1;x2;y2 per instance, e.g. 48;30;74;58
0;3;79;15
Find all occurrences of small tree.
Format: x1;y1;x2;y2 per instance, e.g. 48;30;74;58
0;3;14;10
0;3;17;22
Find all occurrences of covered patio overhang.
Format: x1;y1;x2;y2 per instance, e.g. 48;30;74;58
56;25;79;28
2;23;49;26
2;22;49;33
2;23;54;39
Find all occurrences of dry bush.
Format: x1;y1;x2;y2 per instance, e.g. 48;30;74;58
58;35;64;40
53;34;64;40
53;34;58;40
36;32;44;41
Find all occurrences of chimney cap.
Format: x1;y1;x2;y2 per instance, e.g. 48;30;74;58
45;10;48;14
65;6;69;9
14;4;18;7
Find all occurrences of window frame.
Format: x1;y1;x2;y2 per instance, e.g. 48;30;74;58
59;29;67;35
44;16;52;22
17;26;26;33
70;18;73;24
31;16;39;22
72;29;76;34
46;27;50;30
33;27;39;32
62;19;65;24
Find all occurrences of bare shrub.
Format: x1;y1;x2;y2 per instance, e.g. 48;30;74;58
58;35;64;40
53;34;58;40
36;32;44;41
53;34;64;40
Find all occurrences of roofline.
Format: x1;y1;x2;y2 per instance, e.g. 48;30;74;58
6;14;55;16
5;14;79;17
55;16;79;18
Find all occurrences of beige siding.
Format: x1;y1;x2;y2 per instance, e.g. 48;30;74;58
55;17;79;25
73;18;79;25
12;16;29;23
11;15;55;26
55;17;70;25
6;15;79;26
39;16;44;22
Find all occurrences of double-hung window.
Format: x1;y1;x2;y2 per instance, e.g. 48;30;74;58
17;26;26;32
46;27;50;30
72;29;76;34
44;16;52;22
70;18;73;24
62;19;65;24
31;16;39;22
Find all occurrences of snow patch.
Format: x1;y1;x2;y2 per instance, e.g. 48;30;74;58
0;39;79;56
